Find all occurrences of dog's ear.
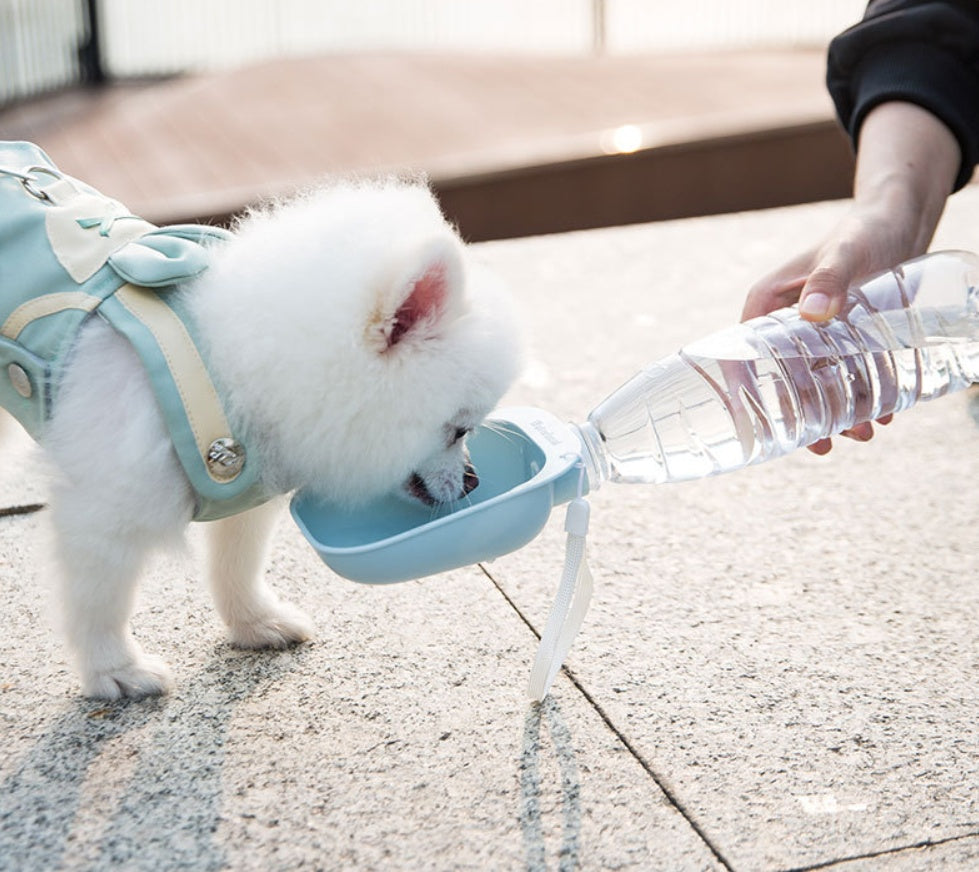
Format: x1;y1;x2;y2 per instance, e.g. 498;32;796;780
373;236;464;351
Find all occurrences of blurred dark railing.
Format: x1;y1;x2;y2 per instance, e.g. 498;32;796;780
78;0;105;84
0;0;101;106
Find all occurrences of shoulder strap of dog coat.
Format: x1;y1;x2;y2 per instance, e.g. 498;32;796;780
97;282;268;521
0;141;268;521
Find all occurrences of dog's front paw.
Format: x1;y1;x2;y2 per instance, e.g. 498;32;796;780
81;654;174;700
228;601;314;650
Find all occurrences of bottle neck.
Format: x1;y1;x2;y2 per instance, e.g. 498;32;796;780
571;420;607;491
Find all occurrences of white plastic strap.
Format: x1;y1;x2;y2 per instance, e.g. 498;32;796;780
527;466;594;702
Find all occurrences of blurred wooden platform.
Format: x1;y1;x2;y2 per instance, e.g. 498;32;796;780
0;50;854;240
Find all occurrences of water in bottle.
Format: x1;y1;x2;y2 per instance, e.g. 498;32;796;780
575;250;979;486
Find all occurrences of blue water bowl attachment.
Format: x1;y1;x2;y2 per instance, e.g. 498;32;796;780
290;407;586;584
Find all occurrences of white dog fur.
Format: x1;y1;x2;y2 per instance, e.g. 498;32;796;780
19;178;521;699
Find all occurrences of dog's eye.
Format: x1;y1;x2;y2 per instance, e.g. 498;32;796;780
451;426;469;445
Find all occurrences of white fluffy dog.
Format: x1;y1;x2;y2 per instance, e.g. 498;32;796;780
26;179;521;699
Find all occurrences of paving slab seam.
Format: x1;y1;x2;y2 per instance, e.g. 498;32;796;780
477;562;736;872
0;502;45;518
782;831;979;872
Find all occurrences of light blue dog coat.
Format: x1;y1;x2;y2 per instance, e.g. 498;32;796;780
0;141;267;521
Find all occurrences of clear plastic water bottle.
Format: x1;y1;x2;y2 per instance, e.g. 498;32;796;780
575;250;979;486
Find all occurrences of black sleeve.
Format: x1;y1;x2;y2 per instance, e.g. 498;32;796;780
827;0;979;191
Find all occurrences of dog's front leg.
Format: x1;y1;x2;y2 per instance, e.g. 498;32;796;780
207;500;313;649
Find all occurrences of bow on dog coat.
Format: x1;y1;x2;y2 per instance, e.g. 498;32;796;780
0;141;267;520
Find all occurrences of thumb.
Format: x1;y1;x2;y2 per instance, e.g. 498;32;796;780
798;264;852;322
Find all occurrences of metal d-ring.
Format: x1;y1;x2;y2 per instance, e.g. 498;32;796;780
0;164;64;203
19;165;63;202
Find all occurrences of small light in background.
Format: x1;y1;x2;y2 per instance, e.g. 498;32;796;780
601;124;644;155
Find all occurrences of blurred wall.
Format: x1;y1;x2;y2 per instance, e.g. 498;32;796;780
1;1;868;103
98;1;867;76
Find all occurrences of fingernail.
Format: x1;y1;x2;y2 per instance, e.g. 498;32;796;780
800;292;831;319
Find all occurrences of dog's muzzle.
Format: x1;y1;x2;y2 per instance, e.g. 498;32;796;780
406;461;478;506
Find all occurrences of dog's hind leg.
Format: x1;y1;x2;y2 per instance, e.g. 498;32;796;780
207;499;313;649
51;496;177;700
44;321;194;699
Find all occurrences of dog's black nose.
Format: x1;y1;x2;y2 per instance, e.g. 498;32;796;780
462;461;479;496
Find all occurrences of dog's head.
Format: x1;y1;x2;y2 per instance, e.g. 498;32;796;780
194;180;522;507
360;229;516;507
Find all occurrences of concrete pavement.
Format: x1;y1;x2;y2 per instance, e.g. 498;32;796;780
4;189;979;870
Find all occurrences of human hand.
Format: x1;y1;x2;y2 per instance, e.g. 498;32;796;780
741;208;909;452
740;101;960;454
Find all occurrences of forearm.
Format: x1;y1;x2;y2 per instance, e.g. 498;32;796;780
851;100;960;256
741;100;961;325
